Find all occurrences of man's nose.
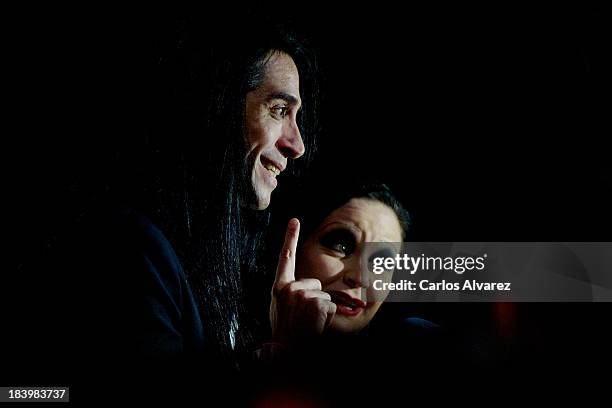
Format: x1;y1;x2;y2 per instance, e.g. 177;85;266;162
276;118;305;159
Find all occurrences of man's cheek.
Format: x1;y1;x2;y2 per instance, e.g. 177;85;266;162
260;120;282;146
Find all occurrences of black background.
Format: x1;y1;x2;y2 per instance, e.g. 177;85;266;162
7;4;611;263
3;2;611;396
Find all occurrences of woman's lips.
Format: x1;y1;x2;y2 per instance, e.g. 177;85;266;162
329;291;366;317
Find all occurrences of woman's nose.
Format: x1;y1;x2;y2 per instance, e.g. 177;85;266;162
342;264;367;289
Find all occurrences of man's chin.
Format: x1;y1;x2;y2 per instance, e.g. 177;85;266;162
249;190;271;210
245;175;272;210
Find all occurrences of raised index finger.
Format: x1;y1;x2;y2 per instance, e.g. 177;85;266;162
274;218;300;288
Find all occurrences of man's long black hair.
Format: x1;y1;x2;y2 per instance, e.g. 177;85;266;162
114;14;319;358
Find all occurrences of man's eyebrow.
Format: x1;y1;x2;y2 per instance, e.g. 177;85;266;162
266;92;301;107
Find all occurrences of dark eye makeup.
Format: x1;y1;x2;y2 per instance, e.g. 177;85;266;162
319;228;357;256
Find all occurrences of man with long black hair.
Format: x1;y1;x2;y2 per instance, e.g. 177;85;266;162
136;17;318;354
40;13;321;393
128;17;319;357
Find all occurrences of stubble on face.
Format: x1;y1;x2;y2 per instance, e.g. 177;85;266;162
244;52;302;210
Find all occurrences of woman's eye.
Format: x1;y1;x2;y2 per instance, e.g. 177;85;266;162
331;242;349;254
320;229;356;257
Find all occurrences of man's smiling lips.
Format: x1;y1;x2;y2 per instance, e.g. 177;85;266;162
260;156;286;186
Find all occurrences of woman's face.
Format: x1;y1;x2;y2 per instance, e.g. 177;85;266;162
296;198;403;334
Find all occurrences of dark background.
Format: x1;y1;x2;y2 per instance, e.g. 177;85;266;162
7;4;611;264
3;2;611;392
285;3;611;242
7;4;611;252
265;3;612;373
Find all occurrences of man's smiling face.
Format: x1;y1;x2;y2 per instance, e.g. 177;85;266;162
244;51;305;210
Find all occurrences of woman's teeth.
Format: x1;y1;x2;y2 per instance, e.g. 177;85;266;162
264;163;280;176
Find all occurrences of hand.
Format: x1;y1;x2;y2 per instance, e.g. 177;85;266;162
269;218;337;346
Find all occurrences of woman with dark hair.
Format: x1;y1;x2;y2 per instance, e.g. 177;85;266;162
295;183;410;333
267;180;415;352
253;181;448;403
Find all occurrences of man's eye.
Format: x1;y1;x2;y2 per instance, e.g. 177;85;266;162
271;106;289;118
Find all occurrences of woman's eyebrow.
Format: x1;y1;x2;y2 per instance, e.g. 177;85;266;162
320;221;362;239
320;221;399;244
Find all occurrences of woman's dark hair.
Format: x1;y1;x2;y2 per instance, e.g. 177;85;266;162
114;14;319;358
295;180;411;245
